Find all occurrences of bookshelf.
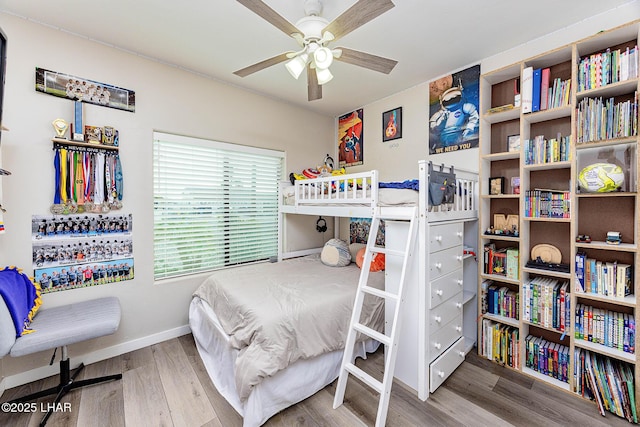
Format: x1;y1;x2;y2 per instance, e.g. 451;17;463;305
478;20;639;422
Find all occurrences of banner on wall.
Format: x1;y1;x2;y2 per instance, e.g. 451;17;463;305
35;67;136;113
338;109;364;167
428;64;480;154
31;213;134;293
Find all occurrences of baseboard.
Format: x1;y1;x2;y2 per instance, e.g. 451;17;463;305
0;324;192;393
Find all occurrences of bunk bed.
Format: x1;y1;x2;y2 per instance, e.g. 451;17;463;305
189;160;478;426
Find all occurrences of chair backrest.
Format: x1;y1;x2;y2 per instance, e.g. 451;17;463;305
0;297;17;357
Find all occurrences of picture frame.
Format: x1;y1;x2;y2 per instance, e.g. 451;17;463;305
511;176;520;194
507;134;520;152
489;177;505;195
382;107;402;142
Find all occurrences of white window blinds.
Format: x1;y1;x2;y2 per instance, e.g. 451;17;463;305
153;132;283;280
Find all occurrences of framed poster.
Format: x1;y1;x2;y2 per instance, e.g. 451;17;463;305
338;109;363;167
382;107;402;142
428;64;480;154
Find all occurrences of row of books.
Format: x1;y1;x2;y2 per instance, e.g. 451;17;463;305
576;91;638;143
574;348;637;422
521;67;571;113
481;319;520;369
524;335;569;383
523;133;571;165
575;253;633;298
483;243;519;279
577;45;639;92
483;281;519;320
523;278;570;332
575;303;635;354
523;189;571;218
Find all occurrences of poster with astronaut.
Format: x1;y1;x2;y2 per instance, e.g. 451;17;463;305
338;108;364;167
31;213;134;293
428;64;480;155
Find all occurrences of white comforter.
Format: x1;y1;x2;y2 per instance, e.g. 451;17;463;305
192;254;384;401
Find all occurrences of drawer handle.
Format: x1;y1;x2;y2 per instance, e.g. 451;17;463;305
435;235;442;242
457;279;463;286
456;231;463;237
434;343;441;350
458;351;465;358
456;255;463;262
435;263;442;269
455;326;462;332
434;316;442;323
456;303;462;309
438;371;445;378
436;289;443;296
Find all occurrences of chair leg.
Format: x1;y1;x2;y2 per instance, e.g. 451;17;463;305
6;351;122;426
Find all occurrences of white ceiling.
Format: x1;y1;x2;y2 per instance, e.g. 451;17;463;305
0;0;636;117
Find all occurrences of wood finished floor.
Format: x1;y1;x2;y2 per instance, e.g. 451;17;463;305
0;334;631;427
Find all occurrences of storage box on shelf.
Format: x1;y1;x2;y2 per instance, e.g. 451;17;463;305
479;20;639;422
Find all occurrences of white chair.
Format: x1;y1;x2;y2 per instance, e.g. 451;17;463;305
0;296;122;426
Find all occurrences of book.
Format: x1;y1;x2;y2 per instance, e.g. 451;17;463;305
540;68;551;110
532;68;542;112
521;66;534;113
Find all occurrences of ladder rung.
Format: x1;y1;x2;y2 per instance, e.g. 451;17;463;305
361;285;399;301
369;247;405;257
353;323;391;346
344;363;383;393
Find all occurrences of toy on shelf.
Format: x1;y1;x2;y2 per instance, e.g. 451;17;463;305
606;231;622;245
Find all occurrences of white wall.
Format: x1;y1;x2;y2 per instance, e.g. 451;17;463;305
0;13;334;382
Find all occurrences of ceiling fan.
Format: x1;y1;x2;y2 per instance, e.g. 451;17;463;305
234;0;398;101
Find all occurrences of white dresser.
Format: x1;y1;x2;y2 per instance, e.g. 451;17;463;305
385;217;477;399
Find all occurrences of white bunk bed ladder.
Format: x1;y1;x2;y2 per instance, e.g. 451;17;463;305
333;206;418;427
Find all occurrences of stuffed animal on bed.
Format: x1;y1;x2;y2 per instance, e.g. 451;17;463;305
355;247;385;271
289;166;346;185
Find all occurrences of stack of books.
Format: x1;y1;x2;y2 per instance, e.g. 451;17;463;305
575;253;633;297
523;278;570;332
574;304;635;354
525;335;569;382
524;133;571;165
482;319;519;369
521;66;572;113
483;280;519;320
574;348;637;422
576;91;639;143
577;45;639;92
524;189;571;218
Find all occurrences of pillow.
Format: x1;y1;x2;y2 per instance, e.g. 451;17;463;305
348;243;366;261
355;247;386;272
321;238;351;267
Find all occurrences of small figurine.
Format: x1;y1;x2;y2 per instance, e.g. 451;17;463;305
606;231;622;245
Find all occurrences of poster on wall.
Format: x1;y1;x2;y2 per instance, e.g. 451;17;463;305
428;64;480;154
338;108;363;167
31;213;134;293
350;217;385;245
35;67;136;113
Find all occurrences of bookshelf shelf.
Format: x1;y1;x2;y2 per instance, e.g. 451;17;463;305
52;137;119;151
575;291;636;308
478;19;639;422
521;267;571;280
482;312;519;328
573;339;636;364
522;367;570;391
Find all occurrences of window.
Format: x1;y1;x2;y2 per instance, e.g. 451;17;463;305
153;132;284;280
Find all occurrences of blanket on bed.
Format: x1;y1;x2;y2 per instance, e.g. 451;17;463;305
192;254;385;401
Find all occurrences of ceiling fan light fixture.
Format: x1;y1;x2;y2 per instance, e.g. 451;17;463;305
285;53;309;79
313;46;333;69
316;67;333;85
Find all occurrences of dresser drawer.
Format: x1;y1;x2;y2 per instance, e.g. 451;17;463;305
429;337;466;392
428;246;463;279
429;314;463;362
428;269;463;308
429;222;463;253
429;292;463;332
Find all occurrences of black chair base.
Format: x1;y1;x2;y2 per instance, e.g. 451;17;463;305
8;357;122;426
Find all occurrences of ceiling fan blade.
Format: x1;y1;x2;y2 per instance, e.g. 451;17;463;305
237;0;300;37
323;0;395;41
334;47;397;74
233;52;291;77
307;65;322;101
